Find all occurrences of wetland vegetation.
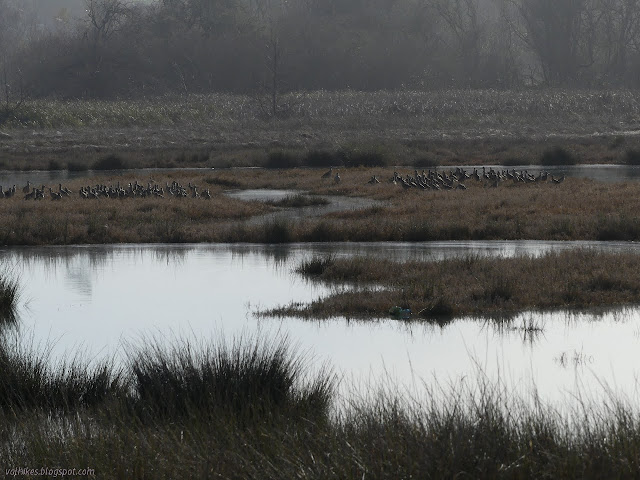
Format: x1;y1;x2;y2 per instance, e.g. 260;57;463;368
264;250;640;320
3;90;640;172
0;167;639;245
4;0;640;474
1;333;640;479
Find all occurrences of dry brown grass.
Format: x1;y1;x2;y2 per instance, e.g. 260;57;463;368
263;250;640;320
0;168;639;244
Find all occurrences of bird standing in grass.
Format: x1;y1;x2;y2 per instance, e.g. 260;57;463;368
322;167;333;179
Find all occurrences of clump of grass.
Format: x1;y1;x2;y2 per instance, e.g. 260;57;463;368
0;337;125;413
540;146;577;165
263;220;294;243
0;271;20;322
128;335;334;422
92;154;127;170
298;255;336;276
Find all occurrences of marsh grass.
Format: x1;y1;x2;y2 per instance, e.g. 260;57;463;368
4;343;640;478
0;333;333;421
128;335;334;423
0;269;20;323
0;336;125;413
265;250;640;320
0;169;640;244
298;255;336;276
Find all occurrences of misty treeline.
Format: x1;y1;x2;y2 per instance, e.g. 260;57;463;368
2;0;640;100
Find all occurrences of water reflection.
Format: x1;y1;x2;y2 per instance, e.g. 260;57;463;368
1;241;640;408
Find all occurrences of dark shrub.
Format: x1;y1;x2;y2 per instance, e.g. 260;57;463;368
540;146;577;165
67;161;89;172
413;156;439;167
266;151;299;169
304;150;342;167
624;149;640;165
93;154;127;170
47;159;63;170
345;149;389;167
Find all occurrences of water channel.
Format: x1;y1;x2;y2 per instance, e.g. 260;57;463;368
3;241;640;410
2;163;640;187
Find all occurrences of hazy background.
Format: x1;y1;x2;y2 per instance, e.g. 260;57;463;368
1;0;639;99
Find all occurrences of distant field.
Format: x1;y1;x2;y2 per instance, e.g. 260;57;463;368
1;90;640;170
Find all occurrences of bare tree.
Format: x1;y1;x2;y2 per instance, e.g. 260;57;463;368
514;0;593;85
82;0;131;95
248;0;292;117
425;0;486;85
597;0;640;83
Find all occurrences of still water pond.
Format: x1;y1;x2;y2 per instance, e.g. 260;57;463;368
3;241;640;407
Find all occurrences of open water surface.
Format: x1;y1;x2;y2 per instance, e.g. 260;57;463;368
3;241;640;408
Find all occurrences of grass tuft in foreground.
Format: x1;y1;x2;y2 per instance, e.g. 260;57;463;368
0;269;20;323
3;347;640;478
0;336;125;413
128;335;334;422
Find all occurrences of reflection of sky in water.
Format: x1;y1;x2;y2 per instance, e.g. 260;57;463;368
1;241;640;409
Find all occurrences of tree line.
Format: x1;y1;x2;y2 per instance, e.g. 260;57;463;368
2;0;640;100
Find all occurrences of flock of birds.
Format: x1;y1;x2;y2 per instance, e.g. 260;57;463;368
323;166;566;190
0;180;213;201
0;167;565;202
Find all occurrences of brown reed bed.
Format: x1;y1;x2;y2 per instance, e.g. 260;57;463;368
0;168;640;244
262;250;640;320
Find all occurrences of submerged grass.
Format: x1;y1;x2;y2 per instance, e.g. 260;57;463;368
264;250;640;320
264;193;330;208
